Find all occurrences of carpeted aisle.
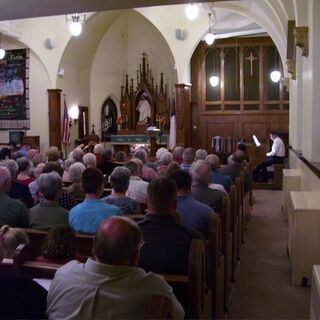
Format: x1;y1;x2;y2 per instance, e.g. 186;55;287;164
229;190;310;319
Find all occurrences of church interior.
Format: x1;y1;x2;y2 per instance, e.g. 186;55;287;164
0;0;320;318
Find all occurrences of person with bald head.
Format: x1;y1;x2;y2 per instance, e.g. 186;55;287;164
0;236;47;319
0;166;29;227
190;160;225;213
219;150;252;192
47;216;184;319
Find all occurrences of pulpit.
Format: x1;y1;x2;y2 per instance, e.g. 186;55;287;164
147;128;160;157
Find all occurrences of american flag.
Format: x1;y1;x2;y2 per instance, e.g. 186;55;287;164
62;97;71;145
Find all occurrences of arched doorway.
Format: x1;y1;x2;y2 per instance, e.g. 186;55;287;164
101;97;118;141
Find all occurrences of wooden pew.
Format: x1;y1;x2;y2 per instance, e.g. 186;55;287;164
207;213;224;319
1;246;177;320
230;184;240;281
163;239;209;319
21;228;94;257
8;239;208;319
272;163;285;190
147;295;175;319
239;171;246;244
221;195;234;310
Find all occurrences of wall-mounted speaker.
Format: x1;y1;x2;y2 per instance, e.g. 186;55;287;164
175;28;187;41
58;68;64;77
44;38;55;50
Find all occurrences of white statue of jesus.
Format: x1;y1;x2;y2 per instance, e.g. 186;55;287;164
137;96;151;124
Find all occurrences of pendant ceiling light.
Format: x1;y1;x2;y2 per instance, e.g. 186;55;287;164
209;75;219;87
185;4;199;21
270;70;281;83
66;13;86;37
270;48;281;83
205;13;216;46
0;33;5;60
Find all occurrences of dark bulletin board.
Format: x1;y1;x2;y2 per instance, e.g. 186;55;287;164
0;49;30;130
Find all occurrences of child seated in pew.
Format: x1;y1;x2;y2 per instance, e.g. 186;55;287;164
36;225;86;264
0;225;30;258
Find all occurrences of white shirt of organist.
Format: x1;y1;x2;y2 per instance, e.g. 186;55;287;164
266;136;285;157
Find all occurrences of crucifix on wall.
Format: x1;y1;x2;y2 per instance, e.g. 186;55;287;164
245;51;257;76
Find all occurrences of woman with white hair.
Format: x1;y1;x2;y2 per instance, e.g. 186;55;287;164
62;158;75;183
66;162;86;201
156;151;173;177
83;153;97;168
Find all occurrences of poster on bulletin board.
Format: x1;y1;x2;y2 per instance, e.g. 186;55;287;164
0;49;30;130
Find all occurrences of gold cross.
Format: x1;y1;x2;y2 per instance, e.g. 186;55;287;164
245;52;257;76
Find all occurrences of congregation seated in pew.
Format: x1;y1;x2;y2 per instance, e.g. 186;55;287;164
4;159;33;208
138;178;203;275
169;169;216;239
219;150;252;193
124;160;148;204
29;171;69;230
0;225;30;258
69;167;122;234
98;148;121;176
47;216;184;319
190;160;225;213
0;167;29;228
65;162;86;201
0;142;256;319
133;148;159;181
36;225;86;264
101;166;142;215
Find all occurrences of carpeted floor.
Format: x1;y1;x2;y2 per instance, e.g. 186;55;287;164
229;190;310;319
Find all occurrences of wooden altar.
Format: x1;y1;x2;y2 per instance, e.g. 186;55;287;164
117;53;170;136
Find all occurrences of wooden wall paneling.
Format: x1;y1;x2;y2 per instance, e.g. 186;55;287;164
242;121;270;141
47;89;62;149
259;45;264;111
205;120;234;150
191;44;202;149
191;38;289;149
240;45;244;112
221;47;225;111
175;84;192;147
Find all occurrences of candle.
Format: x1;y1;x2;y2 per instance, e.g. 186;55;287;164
83;112;86;136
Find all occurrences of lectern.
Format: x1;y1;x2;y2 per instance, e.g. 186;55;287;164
147;127;160;158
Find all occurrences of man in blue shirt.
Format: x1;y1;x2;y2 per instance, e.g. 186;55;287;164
69;167;122;234
169;169;216;239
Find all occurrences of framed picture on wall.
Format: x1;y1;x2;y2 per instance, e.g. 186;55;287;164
9;131;24;146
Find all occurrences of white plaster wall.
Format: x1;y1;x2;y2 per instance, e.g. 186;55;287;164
0;39;51;151
90;11;177;132
289;152;320;192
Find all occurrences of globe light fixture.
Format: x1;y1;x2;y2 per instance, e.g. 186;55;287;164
270;70;281;83
205;33;216;46
205;13;216;46
209;76;219;87
185;4;199;21
67;14;85;37
0;48;5;60
0;33;5;60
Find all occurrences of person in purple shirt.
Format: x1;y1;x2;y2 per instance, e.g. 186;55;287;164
169;169;216;239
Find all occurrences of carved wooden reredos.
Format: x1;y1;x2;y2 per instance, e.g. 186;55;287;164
118;53;169;134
